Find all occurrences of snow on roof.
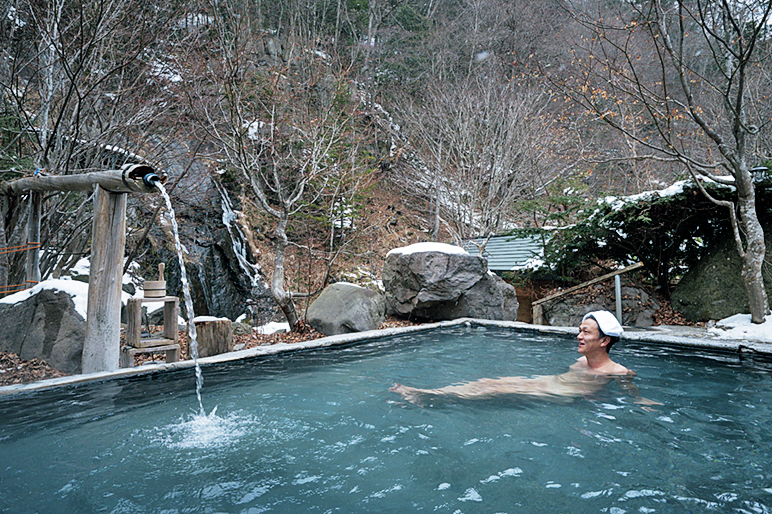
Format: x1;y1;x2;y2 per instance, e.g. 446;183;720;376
386;242;468;257
0;279;90;319
463;235;544;271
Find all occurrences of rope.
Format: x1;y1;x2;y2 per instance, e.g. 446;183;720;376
0;243;41;296
0;242;41;256
0;283;37;295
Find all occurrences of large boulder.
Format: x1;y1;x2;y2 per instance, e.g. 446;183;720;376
0;281;87;374
307;282;387;335
382;243;518;321
671;231;772;321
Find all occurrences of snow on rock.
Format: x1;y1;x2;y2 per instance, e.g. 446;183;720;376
0;279;90;320
386;242;468;257
68;257;91;279
708;314;772;343
65;256;139;290
0;277;137;322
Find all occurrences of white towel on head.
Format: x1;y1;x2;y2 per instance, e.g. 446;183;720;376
582;310;624;337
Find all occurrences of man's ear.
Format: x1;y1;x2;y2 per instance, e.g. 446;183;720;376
599;336;611;348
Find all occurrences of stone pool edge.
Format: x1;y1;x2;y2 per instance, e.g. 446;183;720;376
2;319;770;395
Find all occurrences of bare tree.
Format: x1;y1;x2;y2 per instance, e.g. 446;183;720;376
190;5;368;329
0;0;186;290
399;75;561;240
555;0;772;322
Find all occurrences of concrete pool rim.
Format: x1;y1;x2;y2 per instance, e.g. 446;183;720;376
2;318;770;396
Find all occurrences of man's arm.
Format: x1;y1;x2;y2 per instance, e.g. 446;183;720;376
614;377;663;407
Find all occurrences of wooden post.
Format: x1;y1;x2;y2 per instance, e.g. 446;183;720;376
194;317;234;358
532;303;544;326
82;186;127;373
25;192;41;286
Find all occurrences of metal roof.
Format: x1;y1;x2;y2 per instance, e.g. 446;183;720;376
462;235;545;272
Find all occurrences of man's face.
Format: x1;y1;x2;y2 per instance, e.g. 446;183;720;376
577;318;608;355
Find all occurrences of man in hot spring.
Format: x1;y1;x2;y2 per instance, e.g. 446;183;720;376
390;310;660;407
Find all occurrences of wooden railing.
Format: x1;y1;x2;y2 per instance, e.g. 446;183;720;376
532;262;644;325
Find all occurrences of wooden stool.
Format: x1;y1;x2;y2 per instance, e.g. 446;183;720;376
120;344;180;368
122;296;181;367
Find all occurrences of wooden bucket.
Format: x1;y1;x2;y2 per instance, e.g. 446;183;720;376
144;280;166;298
145;263;167;298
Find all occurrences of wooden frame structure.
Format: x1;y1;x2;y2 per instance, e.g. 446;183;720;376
2;164;166;373
121;296;180;368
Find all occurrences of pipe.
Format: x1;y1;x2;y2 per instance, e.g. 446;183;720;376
142;173;161;188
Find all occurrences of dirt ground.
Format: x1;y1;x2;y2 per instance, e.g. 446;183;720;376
0;317;421;387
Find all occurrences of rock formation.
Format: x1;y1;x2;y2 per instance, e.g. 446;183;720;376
382;243;517;321
671;229;772;321
0;284;87;374
307;282;387;335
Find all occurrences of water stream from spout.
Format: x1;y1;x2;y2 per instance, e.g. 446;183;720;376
155;183;205;416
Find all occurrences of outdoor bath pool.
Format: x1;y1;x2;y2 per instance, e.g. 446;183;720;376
1;325;771;513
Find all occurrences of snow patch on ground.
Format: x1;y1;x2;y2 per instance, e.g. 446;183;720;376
255;322;290;335
708;314;772;343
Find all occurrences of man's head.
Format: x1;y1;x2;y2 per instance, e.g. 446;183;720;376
581;311;623;353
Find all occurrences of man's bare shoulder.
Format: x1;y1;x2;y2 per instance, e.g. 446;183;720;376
572;357;636;376
612;364;637;377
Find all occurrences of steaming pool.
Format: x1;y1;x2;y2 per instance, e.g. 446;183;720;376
2;324;772;513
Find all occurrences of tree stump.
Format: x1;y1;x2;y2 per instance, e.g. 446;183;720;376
193;316;233;358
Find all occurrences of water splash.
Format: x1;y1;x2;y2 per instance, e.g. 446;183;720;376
156;183;205;416
155;407;256;450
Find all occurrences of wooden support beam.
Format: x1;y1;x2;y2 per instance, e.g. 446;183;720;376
1;164;165;195
2;165;169;373
82;187;127;373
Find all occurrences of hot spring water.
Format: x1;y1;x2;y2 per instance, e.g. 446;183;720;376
1;326;771;513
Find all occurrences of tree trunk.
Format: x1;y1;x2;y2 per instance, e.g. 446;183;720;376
0;195;8;292
271;212;300;330
736;185;769;323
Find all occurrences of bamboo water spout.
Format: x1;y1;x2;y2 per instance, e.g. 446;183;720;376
0;164;166;195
